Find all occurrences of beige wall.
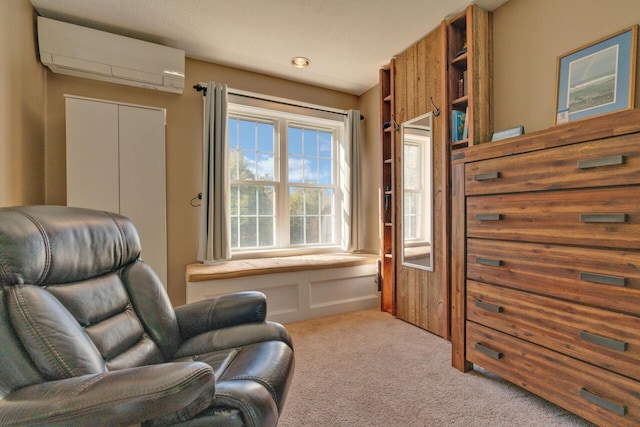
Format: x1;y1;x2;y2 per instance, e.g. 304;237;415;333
44;58;358;305
493;0;640;134
0;0;46;206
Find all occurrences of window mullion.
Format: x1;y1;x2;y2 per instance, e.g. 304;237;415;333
333;127;341;247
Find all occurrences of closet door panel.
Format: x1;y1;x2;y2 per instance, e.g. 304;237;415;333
119;105;167;286
65;98;119;212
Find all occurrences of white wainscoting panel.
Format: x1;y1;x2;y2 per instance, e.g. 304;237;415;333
187;263;379;323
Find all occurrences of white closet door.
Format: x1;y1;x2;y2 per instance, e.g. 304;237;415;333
65;98;119;213
65;96;167;287
118;105;167;286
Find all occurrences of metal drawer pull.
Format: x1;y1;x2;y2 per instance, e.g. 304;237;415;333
579;331;627;352
577;155;625;170
476;257;504;267
580;213;627;223
475;300;504;313
579;271;627;287
474;343;503;360
474;172;501;181
476;213;503;221
579;388;627;416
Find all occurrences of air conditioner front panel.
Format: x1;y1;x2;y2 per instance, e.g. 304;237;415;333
37;16;185;94
52;54;112;76
112;66;163;85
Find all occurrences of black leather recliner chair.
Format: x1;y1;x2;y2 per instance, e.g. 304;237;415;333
0;205;294;426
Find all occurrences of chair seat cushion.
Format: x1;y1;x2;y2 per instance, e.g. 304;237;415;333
173;322;293;359
174;348;239;380
173;340;294;423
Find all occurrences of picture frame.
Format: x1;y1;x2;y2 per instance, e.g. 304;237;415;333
554;25;638;125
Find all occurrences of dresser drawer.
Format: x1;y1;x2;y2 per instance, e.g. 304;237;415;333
467;322;640;427
465;132;640;196
467;239;640;316
467;186;640;249
467;280;640;381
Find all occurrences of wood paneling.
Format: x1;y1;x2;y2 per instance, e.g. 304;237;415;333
450;163;470;370
468;5;493;144
393;24;448;338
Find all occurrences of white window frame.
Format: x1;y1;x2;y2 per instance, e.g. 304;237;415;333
402;134;432;246
228;101;345;258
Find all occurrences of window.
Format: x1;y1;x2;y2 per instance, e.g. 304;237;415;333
403;142;422;241
403;136;431;245
229;117;276;249
228;103;344;254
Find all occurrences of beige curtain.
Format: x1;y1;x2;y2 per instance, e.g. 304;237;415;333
345;109;364;252
197;82;231;263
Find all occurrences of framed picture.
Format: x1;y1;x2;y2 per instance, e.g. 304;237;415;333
554;25;638;125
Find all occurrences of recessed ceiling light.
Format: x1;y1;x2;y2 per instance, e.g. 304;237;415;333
291;57;310;68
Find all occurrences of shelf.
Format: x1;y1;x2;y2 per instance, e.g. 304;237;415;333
384;94;392;102
451;95;469;108
451;52;468;68
451;139;469;150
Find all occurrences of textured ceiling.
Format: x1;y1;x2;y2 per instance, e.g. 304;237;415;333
29;0;509;95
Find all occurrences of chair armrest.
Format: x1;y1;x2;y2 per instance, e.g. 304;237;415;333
175;291;267;341
0;361;214;427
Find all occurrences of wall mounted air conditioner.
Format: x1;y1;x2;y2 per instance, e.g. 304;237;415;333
37;16;185;94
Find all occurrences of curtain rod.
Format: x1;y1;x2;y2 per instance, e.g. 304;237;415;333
193;83;364;120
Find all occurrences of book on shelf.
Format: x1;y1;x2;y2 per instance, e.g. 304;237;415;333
451;110;466;142
462;107;469;140
457;70;468;99
463;70;468;96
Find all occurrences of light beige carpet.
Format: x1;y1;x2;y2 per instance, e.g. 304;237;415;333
278;309;595;427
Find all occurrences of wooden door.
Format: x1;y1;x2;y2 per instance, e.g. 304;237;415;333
393;24;449;338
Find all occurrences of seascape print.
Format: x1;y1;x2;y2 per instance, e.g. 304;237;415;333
567;45;618;113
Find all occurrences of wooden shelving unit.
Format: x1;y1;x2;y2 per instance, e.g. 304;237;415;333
379;61;395;314
445;4;492;150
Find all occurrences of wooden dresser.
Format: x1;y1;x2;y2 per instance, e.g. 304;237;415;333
451;109;640;426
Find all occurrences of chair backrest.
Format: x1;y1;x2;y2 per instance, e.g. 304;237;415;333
0;206;181;396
